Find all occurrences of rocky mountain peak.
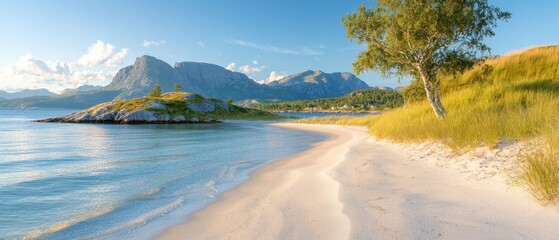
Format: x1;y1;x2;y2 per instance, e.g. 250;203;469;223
103;55;369;101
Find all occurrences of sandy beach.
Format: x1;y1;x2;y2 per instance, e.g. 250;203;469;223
157;123;559;239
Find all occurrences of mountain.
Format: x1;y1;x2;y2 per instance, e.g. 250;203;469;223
0;89;56;99
61;85;102;95
0;55;369;109
104;55;369;101
104;56;267;100
0;90;120;109
268;70;370;100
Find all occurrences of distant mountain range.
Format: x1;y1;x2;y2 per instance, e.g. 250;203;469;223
60;85;102;95
0;55;369;109
0;89;56;99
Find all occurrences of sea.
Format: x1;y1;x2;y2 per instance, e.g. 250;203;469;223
0;109;368;239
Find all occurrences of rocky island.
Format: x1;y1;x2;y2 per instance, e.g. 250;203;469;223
38;92;280;124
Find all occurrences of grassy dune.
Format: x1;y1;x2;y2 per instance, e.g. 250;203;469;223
298;46;559;204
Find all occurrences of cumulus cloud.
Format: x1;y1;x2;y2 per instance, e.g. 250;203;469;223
226;63;236;71
105;48;128;67
143;40;166;47
226;62;265;74
252;60;259;65
77;40;128;67
1;54;115;92
238;65;265;74
10;54;52;76
0;40;128;92
257;71;288;84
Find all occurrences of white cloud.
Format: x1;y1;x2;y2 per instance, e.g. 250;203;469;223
238;65;265;74
252;60;259;65
105;48;128;67
226;63;236;71
319;44;326;49
0;41;127;93
198;41;205;48
226;62;265;74
77;40;128;67
1;54;115;92
228;39;322;55
257;71;288;84
10;54;51;76
143;40;166;47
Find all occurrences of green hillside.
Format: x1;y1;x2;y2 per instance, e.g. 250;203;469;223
252;88;404;112
299;46;559;204
39;92;283;123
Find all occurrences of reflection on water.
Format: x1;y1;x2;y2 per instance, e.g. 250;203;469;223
0;109;326;239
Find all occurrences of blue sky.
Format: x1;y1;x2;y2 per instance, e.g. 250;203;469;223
0;0;558;93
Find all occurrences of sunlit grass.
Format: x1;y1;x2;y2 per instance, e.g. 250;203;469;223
369;79;559;150
298;46;559;204
518;128;559;205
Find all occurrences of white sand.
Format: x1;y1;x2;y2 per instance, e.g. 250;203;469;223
157;123;559;240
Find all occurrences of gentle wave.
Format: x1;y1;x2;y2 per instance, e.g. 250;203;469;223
88;197;185;239
22;205;117;240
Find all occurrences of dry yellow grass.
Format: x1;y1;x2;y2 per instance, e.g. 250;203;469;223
298;46;559;204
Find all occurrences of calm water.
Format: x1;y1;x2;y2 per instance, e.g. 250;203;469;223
0;109;326;239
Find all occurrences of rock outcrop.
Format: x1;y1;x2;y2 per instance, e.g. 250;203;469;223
37;92;275;124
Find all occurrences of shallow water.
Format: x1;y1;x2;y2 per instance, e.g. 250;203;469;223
0;109;326;239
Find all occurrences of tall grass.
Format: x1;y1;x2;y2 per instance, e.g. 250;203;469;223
298;46;559;204
518;128;559;205
370;79;559;150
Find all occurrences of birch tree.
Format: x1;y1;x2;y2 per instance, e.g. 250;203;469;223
343;0;510;119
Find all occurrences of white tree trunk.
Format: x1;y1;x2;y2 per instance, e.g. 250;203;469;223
433;84;447;115
417;66;446;119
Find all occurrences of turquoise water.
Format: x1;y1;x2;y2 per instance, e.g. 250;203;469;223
0;109;326;239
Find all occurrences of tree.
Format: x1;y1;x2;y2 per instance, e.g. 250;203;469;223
174;83;183;92
148;83;162;97
342;0;510;119
227;98;234;104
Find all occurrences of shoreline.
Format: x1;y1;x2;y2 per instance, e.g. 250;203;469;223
156;123;559;239
156;123;357;239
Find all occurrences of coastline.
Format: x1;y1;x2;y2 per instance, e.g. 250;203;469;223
156;123;559;239
156;123;357;239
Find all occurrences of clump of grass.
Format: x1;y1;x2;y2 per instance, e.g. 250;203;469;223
517;128;559;205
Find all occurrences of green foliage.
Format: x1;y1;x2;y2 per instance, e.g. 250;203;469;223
227;98;233;104
148;83;162;97
253;88;404;112
400;80;426;104
342;0;510;77
342;0;510;118
174;83;183;92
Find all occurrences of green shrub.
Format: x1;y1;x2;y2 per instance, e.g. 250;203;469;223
148;83;162;97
